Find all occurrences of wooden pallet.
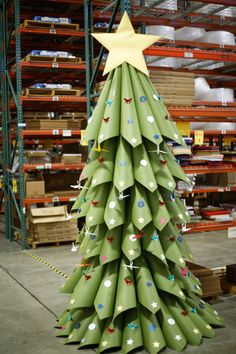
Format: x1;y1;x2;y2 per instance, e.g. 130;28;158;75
22;54;82;64
22;19;79;31
25;118;85;130
31;238;77;249
23;88;83;97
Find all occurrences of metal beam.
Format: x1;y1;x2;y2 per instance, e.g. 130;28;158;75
134;0;164;17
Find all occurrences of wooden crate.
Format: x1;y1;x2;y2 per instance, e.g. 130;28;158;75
23;88;83;97
22;54;82;64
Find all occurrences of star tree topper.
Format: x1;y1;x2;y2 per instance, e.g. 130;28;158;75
92;11;161;76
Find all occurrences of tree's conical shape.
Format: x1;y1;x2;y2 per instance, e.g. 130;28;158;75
56;63;224;353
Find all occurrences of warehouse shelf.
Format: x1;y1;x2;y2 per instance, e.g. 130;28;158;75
183;163;236;174
185;219;236;233
180;186;236;195
19;27;84;37
22;162;84;172
23;194;78;206
169;106;236;120
22;130;81;137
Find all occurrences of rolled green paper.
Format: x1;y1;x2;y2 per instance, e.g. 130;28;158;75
57;309;82;338
113;258;137;319
147;189;170;231
121;63;142;148
71;178;91;212
157;298;186;351
132;143;157;192
141;223;167;265
114;137;134;193
135;257;161;313
172;263;203;297
85;183;110;227
129;65;163;146
140;306;166;354
68;263;104;309
97;66;121;143
148;255;186;300
104;185;126;230
78;313;105;348
60;265;83;294
131;184;152;229
65;309;94;343
84;223;107;259
94;261;119;320
79;146;100;181
122;309;144;353
98;316;123;352
122;208;142;261
99;226;122;265
164;294;202;346
73;187;95;219
91;139;116;186
82;71;113;142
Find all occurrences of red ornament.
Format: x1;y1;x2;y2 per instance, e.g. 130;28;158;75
123;97;132;104
159;201;165;206
181;267;189;276
98;157;104;164
107;327;115;334
181;309;188;316
160;160;167;165
80;262;89;268
84;274;91;280
103;117;110;123
124;277;134;286
134;230;144;239
165;115;169;120
169;236;176;241
92;200;99;207
106;236;114;243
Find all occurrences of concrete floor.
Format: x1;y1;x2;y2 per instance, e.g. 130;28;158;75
0;226;236;354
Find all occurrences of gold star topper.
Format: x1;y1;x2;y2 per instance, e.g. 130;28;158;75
92;12;161;76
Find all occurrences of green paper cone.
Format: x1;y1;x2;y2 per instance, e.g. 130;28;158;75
97;66;121;143
135;257;161;313
164;295;202;346
74;187;95;219
86;184;110;227
94;261;119;320
172;263;203;297
79;147;100;181
121;63;142;148
68;263;104;309
140;306;166;354
114;137;134;193
65;309;94;343
141;223;167;265
78;313;105;348
149;255;186;300
158;298;186;351
113;258;137;319
57;309;82;338
71;178;91;212
82;71;113;142
98;316;123;352
147;189;170;231
131;184;152;229
84;224;107;259
60;265;83;294
99;226;122;265
132;143;157;192
122;309;143;353
122;209;142;261
104;185;126;230
129;65;163;146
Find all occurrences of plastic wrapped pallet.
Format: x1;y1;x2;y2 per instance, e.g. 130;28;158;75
198;31;235;45
204;88;234;102
194;77;210;100
175;27;206;41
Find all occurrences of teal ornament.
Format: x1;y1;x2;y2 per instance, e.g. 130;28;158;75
82;197;87;203
191;307;197;313
105;99;113;106
128;323;138;330
68;314;73;321
140;95;147;102
168;274;175;281
151;234;159;241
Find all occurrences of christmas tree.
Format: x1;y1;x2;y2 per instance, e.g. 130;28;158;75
56;12;224;353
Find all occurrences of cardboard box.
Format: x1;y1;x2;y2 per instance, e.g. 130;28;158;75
61;154;82;164
29;205;67;224
25;174;45;196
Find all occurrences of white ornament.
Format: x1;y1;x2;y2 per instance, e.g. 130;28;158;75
88;117;93;124
129;234;137;242
147;116;154;123
88;323;96;331
168;318;175;325
140;159;148;167
109;201;116;209
104;280;112;288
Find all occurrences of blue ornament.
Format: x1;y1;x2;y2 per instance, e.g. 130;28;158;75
98;303;104;310
168;274;175;281
105;99;113;106
137;200;145;208
146;281;153;287
86;157;91;164
151;235;159;241
82;197;87;203
177;235;183;243
119;160;128;167
128;323;138;330
199;302;205;309
140;95;147;103
191;307;197;313
74;322;81;329
127;118;134;125
153;134;159;140
77;208;81;214
68;314;73;321
148;324;157;332
90;234;96;240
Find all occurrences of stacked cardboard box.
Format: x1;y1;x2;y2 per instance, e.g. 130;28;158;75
28;205;78;247
149;71;195;106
